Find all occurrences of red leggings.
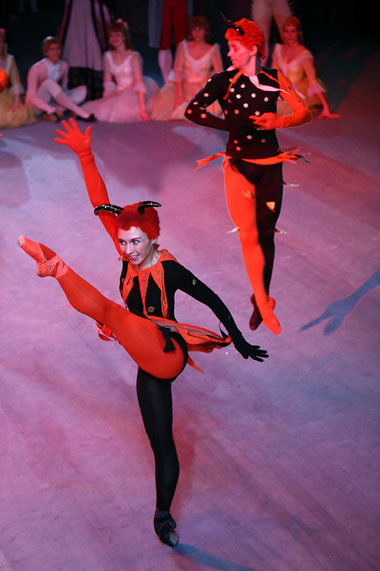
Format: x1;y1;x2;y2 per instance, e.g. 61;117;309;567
160;0;188;50
223;158;282;309
57;267;186;379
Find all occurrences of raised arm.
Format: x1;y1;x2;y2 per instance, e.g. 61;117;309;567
54;118;121;252
174;263;268;362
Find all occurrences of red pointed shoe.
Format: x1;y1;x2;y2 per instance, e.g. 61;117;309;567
17;236;65;278
261;297;281;335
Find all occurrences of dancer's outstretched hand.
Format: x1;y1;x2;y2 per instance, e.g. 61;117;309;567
233;336;268;362
54;117;92;156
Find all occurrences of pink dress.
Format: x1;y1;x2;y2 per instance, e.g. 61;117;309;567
82;51;158;122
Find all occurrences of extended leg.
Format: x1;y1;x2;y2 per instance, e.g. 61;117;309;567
37;78;90;118
18;237;186;378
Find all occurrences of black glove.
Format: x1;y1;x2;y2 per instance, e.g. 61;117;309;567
233;335;268;362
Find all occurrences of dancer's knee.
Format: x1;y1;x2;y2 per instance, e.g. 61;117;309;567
42;78;63;99
239;225;260;247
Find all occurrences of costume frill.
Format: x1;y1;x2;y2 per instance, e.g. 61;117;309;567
99;249;230;372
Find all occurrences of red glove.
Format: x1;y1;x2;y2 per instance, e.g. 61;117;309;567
55;118;92;158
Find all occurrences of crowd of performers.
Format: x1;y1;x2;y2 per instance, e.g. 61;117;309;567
1;1;339;128
4;12;334;549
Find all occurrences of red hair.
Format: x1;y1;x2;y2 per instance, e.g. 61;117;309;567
225;18;265;59
115;203;160;239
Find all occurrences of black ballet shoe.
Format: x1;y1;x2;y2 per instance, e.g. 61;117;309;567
77;113;97;123
249;295;263;331
154;513;179;547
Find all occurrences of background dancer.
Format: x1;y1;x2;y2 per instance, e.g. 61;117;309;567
272;16;341;119
185;17;311;334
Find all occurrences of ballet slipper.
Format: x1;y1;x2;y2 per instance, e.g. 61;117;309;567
17;236;67;278
260;297;281;335
154;512;179;548
249;294;263;331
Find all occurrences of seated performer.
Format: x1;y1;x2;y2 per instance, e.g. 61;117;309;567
0;28;35;128
185;17;311;334
151;16;223;121
18;117;268;549
26;36;96;122
82;21;158;122
272;17;340;119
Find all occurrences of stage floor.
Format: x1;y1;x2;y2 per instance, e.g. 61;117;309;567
1;50;380;571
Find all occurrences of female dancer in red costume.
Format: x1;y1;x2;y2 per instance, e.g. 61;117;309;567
185;18;311;335
18;118;267;548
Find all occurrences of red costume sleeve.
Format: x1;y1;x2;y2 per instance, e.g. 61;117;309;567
78;151;122;255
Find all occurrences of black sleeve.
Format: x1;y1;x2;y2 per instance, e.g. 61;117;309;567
185;72;231;131
173;262;244;343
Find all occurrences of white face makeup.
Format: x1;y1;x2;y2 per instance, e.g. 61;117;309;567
118;226;157;270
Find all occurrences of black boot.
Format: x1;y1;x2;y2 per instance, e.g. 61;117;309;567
154;512;179;547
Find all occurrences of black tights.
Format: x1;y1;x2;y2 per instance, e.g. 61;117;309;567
136;368;180;511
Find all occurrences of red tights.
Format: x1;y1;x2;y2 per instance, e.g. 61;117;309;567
35;243;187;379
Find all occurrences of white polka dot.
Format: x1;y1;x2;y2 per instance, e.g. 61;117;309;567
255;111;260;116
229;78;232;82
207;78;212;82
233;139;238;144
224;110;228;115
264;97;269;102
193;101;198;105
234;109;239;114
236;146;241;151
230;88;235;92
243;103;248;108
251;93;256;98
247;135;252;139
204;93;209;98
241;84;246;88
261;138;266;143
236;94;241;99
187;109;192;114
201;113;207;118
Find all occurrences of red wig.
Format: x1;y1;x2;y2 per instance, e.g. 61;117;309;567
115;203;160;239
225;18;265;59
